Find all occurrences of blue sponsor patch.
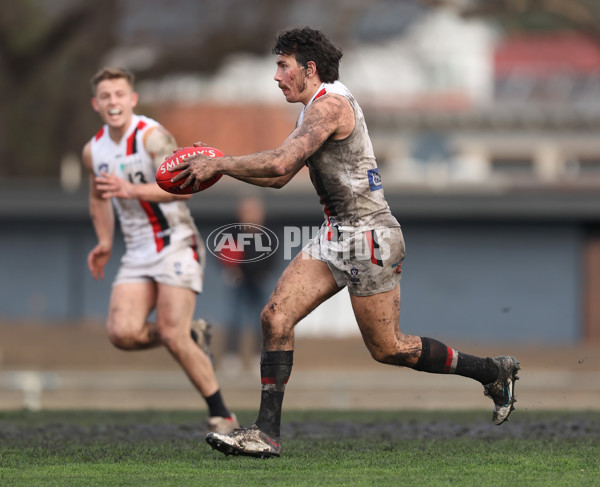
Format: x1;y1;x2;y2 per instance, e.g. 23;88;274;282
367;168;382;191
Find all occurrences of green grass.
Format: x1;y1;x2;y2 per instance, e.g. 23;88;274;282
1;410;599;486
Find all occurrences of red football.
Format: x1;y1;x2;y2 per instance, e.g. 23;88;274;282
156;146;224;194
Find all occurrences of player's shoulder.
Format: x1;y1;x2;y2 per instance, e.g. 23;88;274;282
310;87;352;117
316;81;352;104
82;139;93;168
139;115;169;142
89;125;107;144
309;82;355;137
324;80;351;97
136;114;160;131
85;124;107;161
143;121;176;155
84;125;104;152
315;91;351;108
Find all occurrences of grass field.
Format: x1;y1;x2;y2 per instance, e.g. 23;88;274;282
1;409;599;486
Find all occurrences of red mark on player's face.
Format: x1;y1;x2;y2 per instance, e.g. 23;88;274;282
274;54;309;104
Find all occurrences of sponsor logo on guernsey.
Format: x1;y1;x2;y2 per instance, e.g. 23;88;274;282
392;260;403;274
367;168;382;191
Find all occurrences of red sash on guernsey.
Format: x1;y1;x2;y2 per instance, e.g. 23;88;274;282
127;120;170;253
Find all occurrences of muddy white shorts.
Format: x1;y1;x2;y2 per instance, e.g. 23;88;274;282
302;224;406;296
114;241;205;293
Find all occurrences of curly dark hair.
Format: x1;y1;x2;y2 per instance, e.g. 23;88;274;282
272;27;343;84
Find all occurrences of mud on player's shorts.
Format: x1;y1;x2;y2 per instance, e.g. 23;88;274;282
114;243;205;293
302;225;406;297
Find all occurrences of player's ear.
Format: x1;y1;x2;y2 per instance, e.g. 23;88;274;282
131;91;139;108
305;61;317;77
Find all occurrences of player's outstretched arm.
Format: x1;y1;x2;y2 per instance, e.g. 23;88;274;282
173;94;349;190
180;141;301;189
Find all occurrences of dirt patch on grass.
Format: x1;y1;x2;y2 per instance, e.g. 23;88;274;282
2;414;599;447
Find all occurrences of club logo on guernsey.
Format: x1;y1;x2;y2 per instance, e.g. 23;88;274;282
367;168;382;191
207;223;279;263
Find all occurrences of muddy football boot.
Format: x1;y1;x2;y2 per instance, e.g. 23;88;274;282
190;318;213;363
483;355;520;425
206;424;282;458
204;413;239;434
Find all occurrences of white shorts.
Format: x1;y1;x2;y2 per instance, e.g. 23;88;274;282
114;242;205;293
303;225;406;297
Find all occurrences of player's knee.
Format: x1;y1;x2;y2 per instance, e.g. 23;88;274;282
260;304;292;343
368;346;391;364
381;352;414;367
107;327;137;350
367;344;413;367
260;304;276;330
155;324;180;352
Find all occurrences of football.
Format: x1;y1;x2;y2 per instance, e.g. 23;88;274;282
156;146;224;194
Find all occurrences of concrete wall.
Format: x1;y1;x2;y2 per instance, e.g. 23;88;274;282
0;213;583;345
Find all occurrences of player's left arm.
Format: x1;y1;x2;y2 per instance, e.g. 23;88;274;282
226;130;307;188
174;94;353;190
145;125;178;170
95;125;191;202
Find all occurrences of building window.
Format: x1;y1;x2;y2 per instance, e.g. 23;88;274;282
490;157;533;176
576;157;600;176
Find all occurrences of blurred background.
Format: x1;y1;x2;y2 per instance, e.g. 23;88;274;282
1;0;599;411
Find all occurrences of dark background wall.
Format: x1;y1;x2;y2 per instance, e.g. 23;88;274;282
0;184;590;345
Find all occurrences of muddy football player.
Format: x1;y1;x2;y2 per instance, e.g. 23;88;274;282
173;28;520;458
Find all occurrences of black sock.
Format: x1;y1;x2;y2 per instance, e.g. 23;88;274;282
414;337;455;373
204;389;231;418
456;354;499;385
255;350;293;439
414;337;499;384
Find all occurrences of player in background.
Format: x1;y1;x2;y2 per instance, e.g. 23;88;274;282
174;27;520;458
218;196;275;371
82;67;238;433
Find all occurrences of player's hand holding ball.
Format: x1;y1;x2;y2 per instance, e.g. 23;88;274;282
156;145;224;194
